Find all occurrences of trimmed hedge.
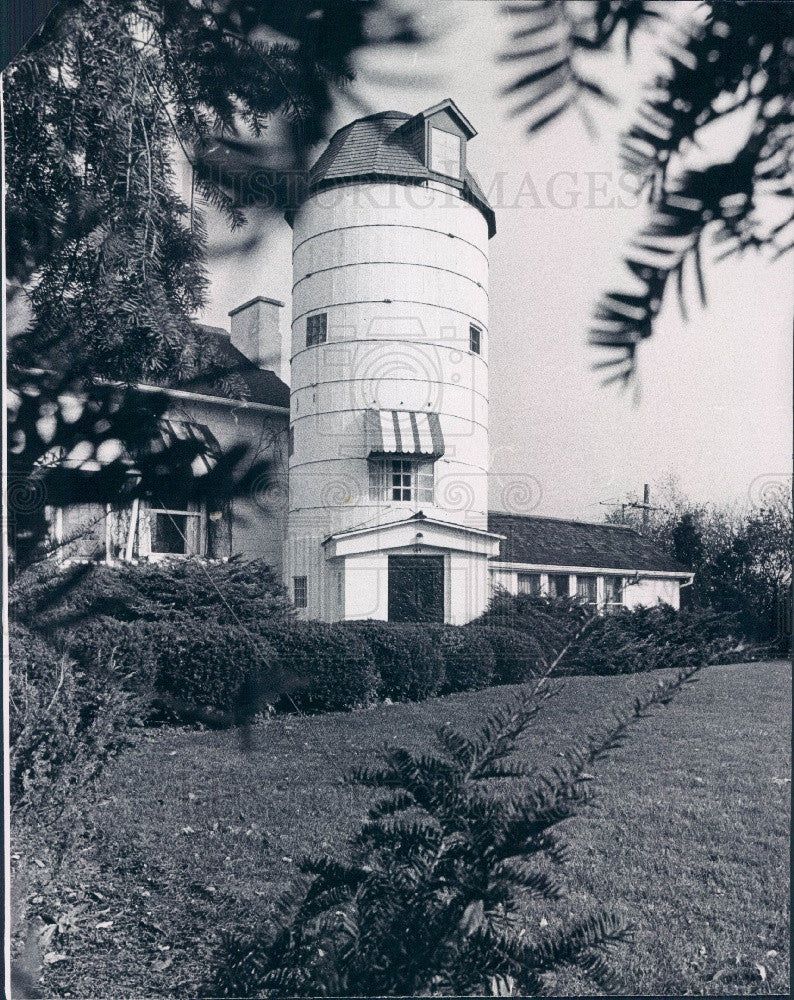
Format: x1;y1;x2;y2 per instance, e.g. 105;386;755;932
66;617;282;715
425;626;496;694
63;615;161;690
154;625;277;714
339;621;446;702
259;621;379;713
468;625;539;685
59;590;741;724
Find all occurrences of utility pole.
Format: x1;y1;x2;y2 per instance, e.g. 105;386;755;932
599;484;661;531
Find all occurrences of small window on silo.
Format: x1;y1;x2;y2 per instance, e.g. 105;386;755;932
293;575;308;608
469;324;481;354
288;426;295;457
306;313;327;347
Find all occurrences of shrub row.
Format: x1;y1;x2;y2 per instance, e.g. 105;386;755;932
63;618;541;720
59;588;735;723
474;595;737;676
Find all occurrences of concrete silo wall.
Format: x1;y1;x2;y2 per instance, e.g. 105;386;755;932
286;180;491;618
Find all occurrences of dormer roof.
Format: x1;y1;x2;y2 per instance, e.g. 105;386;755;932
285;101;495;237
420;99;477;137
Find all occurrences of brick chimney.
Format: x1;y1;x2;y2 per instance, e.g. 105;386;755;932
228;296;287;382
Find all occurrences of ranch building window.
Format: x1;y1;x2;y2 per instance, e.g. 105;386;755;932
306;312;327;347
293;575;308;608
604;575;624;609
547;573;570;599
576;574;598;606
517;572;541;596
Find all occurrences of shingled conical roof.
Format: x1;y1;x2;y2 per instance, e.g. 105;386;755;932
286;102;496;237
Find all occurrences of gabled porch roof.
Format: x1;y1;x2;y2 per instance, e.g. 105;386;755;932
322;511;503;560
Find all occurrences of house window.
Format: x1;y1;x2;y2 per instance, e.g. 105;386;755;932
576;574;598;606
306;312;327;347
149;503;203;556
429;127;462;177
369;459;434;504
517;572;541;596
416;462;434;504
391;459;413;501
547;573;570;598
469;324;481;355
604;575;624;608
293;575;308;608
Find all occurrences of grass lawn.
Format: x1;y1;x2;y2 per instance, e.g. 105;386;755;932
16;660;790;997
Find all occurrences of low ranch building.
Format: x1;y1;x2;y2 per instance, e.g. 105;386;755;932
48;99;693;621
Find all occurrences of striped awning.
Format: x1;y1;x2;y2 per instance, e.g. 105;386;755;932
366;409;444;458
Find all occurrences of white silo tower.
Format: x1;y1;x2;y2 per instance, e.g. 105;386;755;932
284;99;502;624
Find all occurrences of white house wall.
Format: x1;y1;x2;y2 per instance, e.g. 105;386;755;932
329;546;491;625
623;575;682;610
163;397;288;571
50;396;288;572
489;565;684;610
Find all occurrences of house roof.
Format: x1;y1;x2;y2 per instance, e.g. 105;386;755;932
286;102;496;237
170;325;289;409
488;512;691;575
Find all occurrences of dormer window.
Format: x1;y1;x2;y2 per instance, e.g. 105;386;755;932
429;127;462;178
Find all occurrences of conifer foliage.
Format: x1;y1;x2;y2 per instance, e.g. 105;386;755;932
501;0;794;381
4;0;416;568
207;663;701;997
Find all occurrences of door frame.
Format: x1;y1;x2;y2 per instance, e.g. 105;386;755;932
387;553;447;623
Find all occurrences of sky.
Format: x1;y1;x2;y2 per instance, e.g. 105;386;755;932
198;1;792;522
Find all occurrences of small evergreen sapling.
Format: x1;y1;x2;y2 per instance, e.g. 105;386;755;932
207;663;702;997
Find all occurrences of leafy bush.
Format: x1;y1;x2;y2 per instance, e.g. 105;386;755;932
476;594;734;677
477;592;593;643
8;623;141;815
426;625;496;694
11;557;293;636
206;663;703;998
562;604;735;676
112;558;294;625
339;621;445;702
470;625;540;685
66;617;284;720
63;615;162;690
260;622;379;713
153;624;278;714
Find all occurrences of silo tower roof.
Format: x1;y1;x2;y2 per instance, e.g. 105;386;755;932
286;99;496;237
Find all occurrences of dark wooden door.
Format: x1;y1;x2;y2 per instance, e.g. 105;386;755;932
388;555;445;623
